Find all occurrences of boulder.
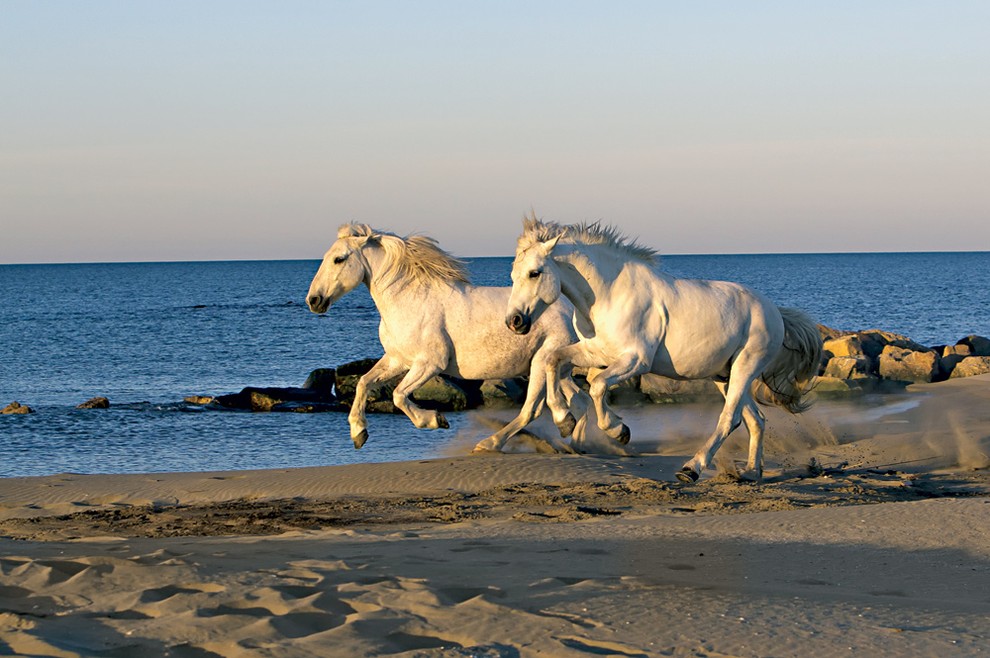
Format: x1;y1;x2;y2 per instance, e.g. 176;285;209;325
411;376;471;411
823;335;864;359
858;330;930;360
640;375;720;403
480;378;529;407
957;335;990;357
818;325;854;342
812;376;864;397
184;395;216;405
877;346;941;383
302;368;337;395
822;355;873;380
948;356;990;379
1;401;33;415
76;396;110;409
334;359;384;403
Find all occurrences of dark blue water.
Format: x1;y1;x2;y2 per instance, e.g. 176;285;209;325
2;253;988;477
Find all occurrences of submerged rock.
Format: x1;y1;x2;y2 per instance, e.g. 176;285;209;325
1;401;33;415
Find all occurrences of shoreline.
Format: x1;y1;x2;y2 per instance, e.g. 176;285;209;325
2;376;989;656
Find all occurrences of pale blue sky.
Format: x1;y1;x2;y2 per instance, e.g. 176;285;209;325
2;1;988;263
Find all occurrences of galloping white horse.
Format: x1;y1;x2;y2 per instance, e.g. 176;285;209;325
307;223;591;452
505;216;822;482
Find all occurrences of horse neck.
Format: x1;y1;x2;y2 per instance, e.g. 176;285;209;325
553;245;619;319
362;245;445;311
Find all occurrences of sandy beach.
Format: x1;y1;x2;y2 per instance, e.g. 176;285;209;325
2;376;990;657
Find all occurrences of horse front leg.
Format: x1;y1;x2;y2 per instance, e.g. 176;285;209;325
585;352;650;445
349;356;405;448
392;359;449;430
544;343;589;438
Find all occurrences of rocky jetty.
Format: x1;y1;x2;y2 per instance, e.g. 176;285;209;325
8;330;987;419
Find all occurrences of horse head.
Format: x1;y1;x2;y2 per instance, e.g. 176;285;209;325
505;234;561;335
307;227;377;313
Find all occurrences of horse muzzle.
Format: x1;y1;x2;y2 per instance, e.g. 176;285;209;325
506;311;532;335
307;294;331;314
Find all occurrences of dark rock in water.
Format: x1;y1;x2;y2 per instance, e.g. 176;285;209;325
215;386;335;412
410;376;470;411
77;396;110;409
948;356;990;379
334;359;383;404
878;346;941;383
1;401;33;415
812;376;865;397
184;395;216;406
303;368;337;394
957;335;990;357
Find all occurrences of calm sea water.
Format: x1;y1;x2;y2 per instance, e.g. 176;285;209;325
2;253;988;478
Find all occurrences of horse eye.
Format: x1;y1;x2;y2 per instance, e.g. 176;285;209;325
333;254;348;265
528;270;542;279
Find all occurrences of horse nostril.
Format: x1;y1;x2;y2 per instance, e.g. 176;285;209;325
509;314;523;329
308;295;322;309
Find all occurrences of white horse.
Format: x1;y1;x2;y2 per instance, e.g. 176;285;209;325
307;223;591;452
505;216;823;482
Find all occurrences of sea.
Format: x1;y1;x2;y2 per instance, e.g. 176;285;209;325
2;253;989;478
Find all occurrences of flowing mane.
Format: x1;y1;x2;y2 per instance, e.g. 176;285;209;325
338;223;470;287
518;213;657;264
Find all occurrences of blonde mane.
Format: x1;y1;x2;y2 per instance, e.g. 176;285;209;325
518;213;657;264
337;223;470;287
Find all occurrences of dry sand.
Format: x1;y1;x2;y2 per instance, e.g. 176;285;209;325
2;376;990;657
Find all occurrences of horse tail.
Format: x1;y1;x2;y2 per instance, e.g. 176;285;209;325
753;307;823;413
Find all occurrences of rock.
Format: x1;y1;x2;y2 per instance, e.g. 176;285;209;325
818;325;854;342
334;359;384;404
1;401;33;415
76;396;110;409
215;386;335;412
640;375;720;403
942;344;972;358
411;376;470;411
858;330;930;360
480;378;529;407
823;335;864;359
184;395;216;405
302;368;337;394
948;356;990;379
877;346;941;383
957;335;990;357
823;355;873;380
812;376;864;397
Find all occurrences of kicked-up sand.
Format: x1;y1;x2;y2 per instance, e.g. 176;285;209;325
2;376;989;657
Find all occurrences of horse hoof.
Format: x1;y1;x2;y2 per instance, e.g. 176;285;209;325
617;424;631;445
353;429;369;449
557;413;577;438
436;413;449;429
675;467;699;484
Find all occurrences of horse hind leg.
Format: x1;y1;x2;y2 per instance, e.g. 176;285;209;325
677;377;751;484
741;399;766;482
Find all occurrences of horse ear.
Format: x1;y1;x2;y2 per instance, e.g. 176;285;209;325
540;235;560;255
355;232;381;247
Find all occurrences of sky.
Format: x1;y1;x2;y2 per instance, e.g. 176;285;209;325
2;1;988;264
